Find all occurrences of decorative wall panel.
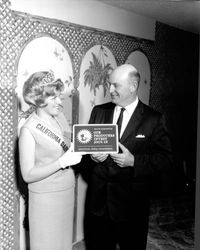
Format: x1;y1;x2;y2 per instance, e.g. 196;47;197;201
126;50;151;105
0;0;17;249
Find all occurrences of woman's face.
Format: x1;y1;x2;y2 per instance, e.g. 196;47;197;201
43;93;63;117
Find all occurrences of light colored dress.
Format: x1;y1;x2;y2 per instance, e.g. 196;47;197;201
21;112;75;250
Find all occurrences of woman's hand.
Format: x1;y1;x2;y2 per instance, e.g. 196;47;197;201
58;143;82;168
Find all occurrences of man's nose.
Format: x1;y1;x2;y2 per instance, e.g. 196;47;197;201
109;84;114;93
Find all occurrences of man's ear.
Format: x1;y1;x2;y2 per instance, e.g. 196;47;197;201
130;81;138;92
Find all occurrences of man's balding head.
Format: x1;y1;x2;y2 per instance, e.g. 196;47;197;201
111;64;140;85
109;64;140;107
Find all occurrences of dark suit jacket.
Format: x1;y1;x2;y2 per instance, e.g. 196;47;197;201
81;101;173;222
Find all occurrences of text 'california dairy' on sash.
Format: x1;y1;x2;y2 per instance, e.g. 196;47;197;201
36;123;68;152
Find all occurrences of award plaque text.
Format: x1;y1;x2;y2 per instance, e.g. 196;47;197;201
73;124;118;153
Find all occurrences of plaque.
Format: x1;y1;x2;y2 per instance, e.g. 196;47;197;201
73;124;118;153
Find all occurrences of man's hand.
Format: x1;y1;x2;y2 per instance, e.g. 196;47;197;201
90;153;109;163
110;142;134;168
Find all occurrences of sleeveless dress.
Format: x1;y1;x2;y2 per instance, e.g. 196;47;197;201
21;112;75;250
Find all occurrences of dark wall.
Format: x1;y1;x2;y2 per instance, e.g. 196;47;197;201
151;22;199;195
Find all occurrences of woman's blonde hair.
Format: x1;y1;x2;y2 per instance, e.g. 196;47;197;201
23;71;64;107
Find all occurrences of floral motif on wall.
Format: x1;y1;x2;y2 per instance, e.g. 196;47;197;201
83;45;113;97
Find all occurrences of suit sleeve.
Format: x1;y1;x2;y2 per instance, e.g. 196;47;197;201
88;106;97;124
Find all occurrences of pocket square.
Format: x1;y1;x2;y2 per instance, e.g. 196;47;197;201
136;134;145;138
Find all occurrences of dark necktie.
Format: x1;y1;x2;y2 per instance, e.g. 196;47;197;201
117;107;125;138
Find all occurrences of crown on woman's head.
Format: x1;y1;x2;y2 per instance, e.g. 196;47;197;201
41;70;55;86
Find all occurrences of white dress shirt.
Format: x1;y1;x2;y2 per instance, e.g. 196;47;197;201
113;97;139;138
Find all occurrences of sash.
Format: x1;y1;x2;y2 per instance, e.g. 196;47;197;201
34;121;69;152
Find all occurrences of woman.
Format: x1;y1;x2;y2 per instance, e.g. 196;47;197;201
19;71;81;250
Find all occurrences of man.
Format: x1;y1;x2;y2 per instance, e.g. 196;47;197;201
81;64;173;250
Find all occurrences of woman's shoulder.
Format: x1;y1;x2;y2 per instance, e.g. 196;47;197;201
20;113;39;130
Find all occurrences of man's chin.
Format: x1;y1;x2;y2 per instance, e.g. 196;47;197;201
111;98;117;104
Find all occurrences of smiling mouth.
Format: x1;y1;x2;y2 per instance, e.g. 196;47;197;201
111;95;118;99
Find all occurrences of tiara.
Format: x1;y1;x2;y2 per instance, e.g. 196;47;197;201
41;70;55;86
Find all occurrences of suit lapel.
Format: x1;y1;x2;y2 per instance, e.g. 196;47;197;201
120;101;144;143
104;103;115;124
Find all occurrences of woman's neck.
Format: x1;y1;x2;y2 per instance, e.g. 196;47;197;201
36;108;62;133
36;108;54;122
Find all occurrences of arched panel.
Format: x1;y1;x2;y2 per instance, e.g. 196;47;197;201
126;51;151;105
78;45;117;124
76;45;117;242
17;36;73;128
16;36;74;250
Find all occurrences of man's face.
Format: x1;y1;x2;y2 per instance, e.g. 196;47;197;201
109;70;133;107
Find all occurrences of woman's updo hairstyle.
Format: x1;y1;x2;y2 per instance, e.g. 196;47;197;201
23;71;64;107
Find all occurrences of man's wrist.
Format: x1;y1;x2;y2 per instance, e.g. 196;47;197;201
90;155;99;162
131;154;135;167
